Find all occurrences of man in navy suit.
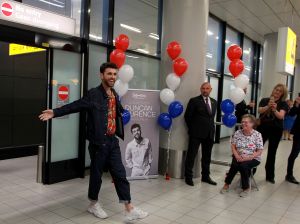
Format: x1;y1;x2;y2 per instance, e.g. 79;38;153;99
184;82;217;186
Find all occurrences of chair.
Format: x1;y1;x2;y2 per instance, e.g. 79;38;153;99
249;167;259;191
234;167;259;191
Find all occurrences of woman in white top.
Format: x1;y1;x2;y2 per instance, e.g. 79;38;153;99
220;114;264;197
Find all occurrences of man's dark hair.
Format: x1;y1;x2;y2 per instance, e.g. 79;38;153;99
131;123;141;133
100;62;118;74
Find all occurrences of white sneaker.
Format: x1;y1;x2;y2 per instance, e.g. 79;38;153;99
239;190;250;198
220;187;229;194
87;203;108;219
126;207;148;221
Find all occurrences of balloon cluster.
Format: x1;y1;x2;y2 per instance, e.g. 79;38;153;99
158;41;188;130
110;34;134;126
221;45;250;128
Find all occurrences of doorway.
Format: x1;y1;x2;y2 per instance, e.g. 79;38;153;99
0;41;47;159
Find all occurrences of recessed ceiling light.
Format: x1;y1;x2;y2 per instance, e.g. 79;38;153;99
206;53;213;58
148;34;159;40
136;48;149;54
207;30;214;36
120;23;142;33
89;34;102;40
126;55;139;59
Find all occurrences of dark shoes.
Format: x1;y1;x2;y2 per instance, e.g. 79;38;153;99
185;178;194;186
266;178;275;184
201;177;217;185
286;175;299;184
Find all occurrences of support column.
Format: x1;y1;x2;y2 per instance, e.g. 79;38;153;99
294;60;300;99
261;33;287;98
159;0;209;178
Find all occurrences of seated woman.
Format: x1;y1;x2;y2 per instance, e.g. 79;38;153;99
220;114;264;197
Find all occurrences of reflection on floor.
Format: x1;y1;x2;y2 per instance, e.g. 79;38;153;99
0;139;299;224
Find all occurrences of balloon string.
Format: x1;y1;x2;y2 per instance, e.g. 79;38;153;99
166;126;172;175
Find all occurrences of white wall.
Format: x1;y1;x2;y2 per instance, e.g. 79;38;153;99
261;33;287;98
293;60;300;99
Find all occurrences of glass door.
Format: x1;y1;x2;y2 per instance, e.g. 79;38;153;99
45;49;82;184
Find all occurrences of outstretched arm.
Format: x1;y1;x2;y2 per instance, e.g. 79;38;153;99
39;93;92;121
39;110;54;121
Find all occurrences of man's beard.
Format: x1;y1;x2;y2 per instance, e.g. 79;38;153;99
134;135;141;140
103;79;115;88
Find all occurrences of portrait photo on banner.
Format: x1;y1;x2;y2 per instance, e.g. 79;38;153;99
119;89;160;180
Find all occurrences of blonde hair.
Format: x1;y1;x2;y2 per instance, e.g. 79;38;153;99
272;83;288;101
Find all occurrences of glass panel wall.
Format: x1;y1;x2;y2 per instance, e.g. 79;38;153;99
243;37;254;78
125;53;160;90
114;0;160;56
51;50;81;162
258;46;263;84
220;76;235;138
206;17;222;72
89;0;109;42
224;27;240;75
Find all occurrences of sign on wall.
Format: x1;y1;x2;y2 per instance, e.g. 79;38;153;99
56;84;70;118
276;27;297;75
119;89;160;180
9;43;45;56
0;0;75;36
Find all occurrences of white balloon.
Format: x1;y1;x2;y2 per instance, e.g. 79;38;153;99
118;64;134;83
114;79;129;97
234;74;249;89
230;87;246;104
230;84;236;90
166;73;181;91
160;88;175;105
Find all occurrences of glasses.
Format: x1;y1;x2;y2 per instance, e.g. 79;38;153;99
241;121;252;124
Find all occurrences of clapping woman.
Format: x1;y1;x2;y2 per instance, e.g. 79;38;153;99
257;84;288;184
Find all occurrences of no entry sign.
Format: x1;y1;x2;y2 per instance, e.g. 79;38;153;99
58;85;69;101
1;2;12;17
56;84;70;119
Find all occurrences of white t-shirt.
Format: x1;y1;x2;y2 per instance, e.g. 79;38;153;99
125;138;152;169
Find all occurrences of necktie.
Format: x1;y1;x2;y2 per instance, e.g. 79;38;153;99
205;98;212;115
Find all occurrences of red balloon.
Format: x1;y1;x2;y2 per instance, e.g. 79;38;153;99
110;49;125;68
227;45;242;61
115;34;129;51
229;59;244;77
167;41;182;60
173;57;188;76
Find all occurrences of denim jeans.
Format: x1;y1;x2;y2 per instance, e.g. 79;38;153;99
88;136;131;203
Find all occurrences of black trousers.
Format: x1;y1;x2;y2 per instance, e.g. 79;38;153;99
257;125;282;180
88;136;131;203
225;157;260;190
287;134;300;176
185;136;214;179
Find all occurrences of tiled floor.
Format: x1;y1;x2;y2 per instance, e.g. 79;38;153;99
0;139;299;224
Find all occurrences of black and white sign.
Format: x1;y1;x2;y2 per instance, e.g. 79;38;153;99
0;0;75;36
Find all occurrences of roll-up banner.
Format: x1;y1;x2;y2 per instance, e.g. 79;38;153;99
119;89;160;180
